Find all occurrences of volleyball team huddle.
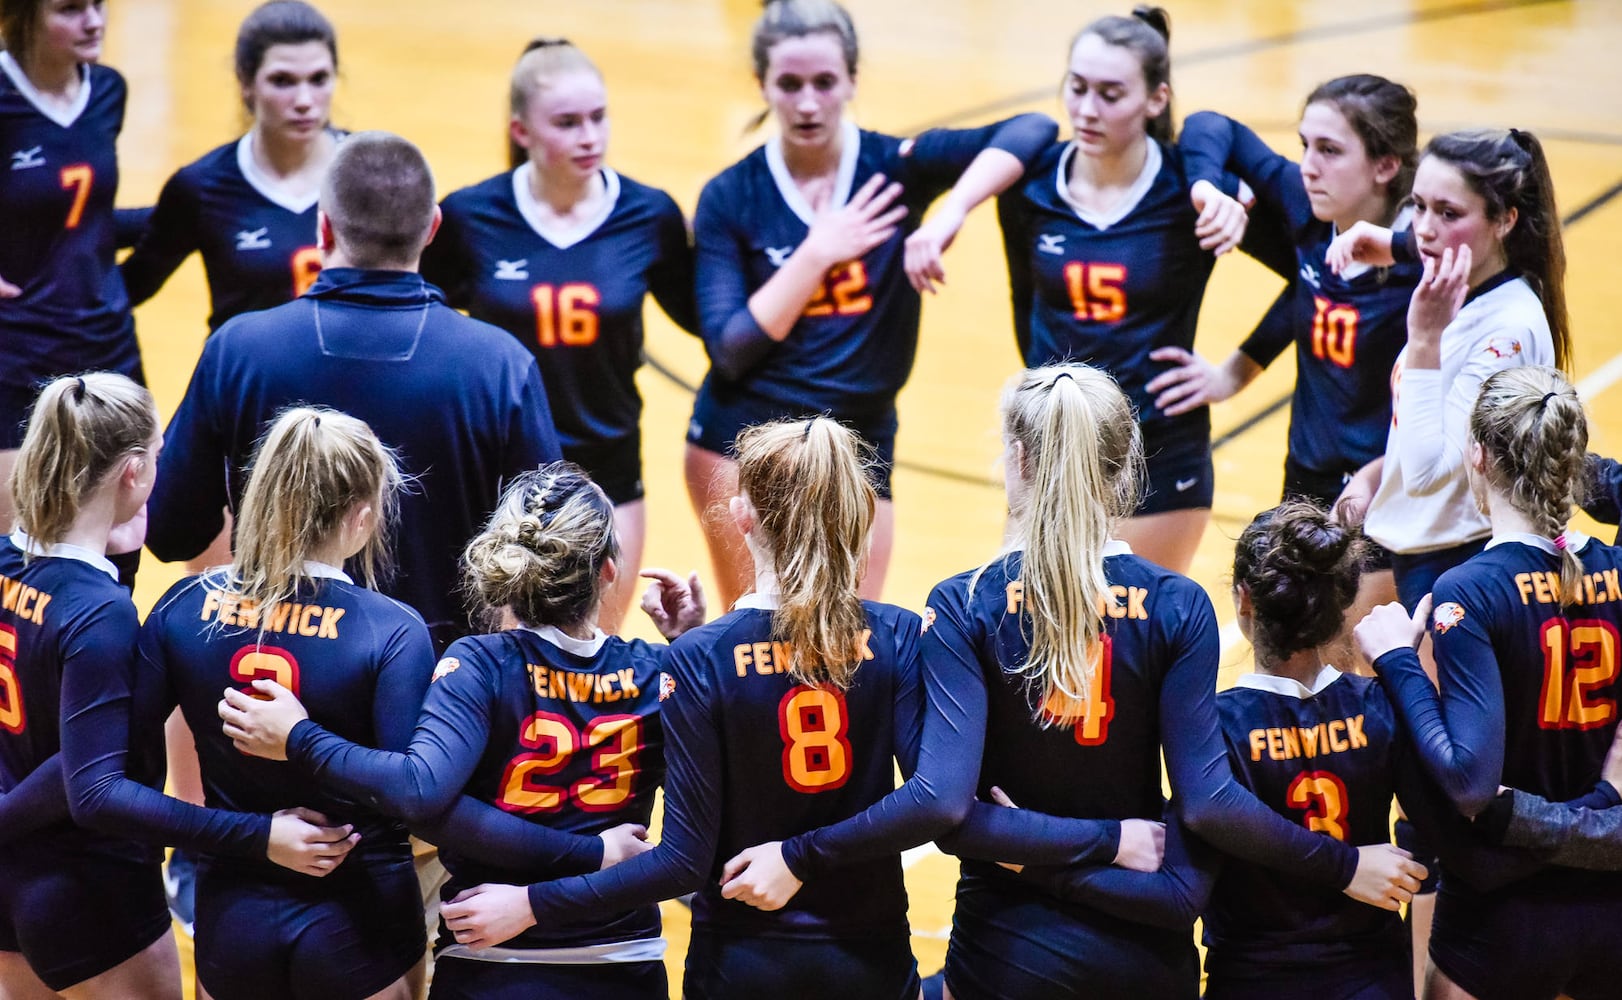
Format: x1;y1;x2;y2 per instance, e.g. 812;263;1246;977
1;0;1617;998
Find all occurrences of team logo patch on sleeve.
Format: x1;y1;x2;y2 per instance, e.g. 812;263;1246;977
1482;338;1523;360
431;657;461;682
921;606;937;633
658;672;677;701
1433;602;1466;635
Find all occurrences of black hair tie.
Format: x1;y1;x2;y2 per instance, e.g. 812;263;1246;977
1540;391;1558;408
72;376;87;402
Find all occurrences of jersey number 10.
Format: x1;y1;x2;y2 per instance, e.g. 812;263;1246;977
1310;296;1359;369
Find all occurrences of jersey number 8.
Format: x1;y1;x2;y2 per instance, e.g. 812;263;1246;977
779;686;853;793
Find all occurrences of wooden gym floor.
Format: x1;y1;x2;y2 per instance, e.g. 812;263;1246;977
101;0;1622;989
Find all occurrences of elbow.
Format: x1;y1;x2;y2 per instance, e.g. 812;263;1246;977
1176;797;1225;840
65;776;111;831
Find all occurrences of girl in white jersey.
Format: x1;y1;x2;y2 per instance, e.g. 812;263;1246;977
1329;127;1569;611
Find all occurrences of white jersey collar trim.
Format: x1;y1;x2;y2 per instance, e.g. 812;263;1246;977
1486;529;1591;556
0;52;91;129
1233;664;1342;699
9;529;119;581
523;623;610;657
302;561;353;584
1055;139;1161;231
734;592;783;611
766;119;860;228
236;134;323;215
1102;539;1133;557
511;163;620;250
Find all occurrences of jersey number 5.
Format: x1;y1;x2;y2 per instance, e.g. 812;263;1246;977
60;164;93;229
779;686;853;793
1538;619;1620;730
532;283;601;347
498;713;643;813
0;625;24;735
1286;769;1349;841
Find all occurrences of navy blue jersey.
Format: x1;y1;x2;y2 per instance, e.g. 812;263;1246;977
1204;670;1406;981
421;167;695;454
524;600;926;942
139;568;431;875
0;55;138;400
691;116;1054;427
998;139;1214;432
926;547;1356;896
0;536;167;863
288;627;670;949
1180;112;1421;474
1380;535;1622;814
145;268;562;646
120;134;332;331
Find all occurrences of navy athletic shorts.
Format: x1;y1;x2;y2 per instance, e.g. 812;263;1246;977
193;855;426;1000
687;387;897;499
0;842;170;991
564;432;645;505
682;926;918;1000
943;876;1199;1000
1135;415;1213;517
1429;871;1622;1000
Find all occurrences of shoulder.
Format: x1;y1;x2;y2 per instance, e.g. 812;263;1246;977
441;172;513;216
332;580;429;627
699;149;767;203
860;600;924;638
668;609;764;669
87;63;125;100
170;141;238;187
147;573;212;620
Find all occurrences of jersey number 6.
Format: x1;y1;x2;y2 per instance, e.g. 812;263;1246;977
0;625;24;735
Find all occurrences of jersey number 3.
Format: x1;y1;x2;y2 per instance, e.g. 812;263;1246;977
0;625;24;734
779;686;852;793
1286;769;1349;841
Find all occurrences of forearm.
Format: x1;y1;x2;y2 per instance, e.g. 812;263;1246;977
936;801;1120;867
413;795;605;877
0;754;69;845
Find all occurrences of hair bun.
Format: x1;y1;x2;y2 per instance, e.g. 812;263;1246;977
1131;5;1171;41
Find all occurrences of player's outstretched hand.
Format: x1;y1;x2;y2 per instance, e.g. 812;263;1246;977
1343;843;1428;911
1189;179;1247;256
1114;818;1166;873
1147;347;1238;416
598;823;651;870
802;173;906;273
1354;595;1431;665
903;202;966;294
719;841;803;911
1325;220;1395;274
443;883;537;951
0;274;18;298
640;568;707;639
267;807;358;877
219;679;310;761
1407;244;1471;347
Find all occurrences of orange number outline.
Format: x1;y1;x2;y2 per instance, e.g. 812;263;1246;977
1286;769;1350;841
1538;618;1620;731
1063;261;1128;323
497;712;645;814
228;644;301;697
0;624;23;735
531;282;602;348
1310;296;1359;369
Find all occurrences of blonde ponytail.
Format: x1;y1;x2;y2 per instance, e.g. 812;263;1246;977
999;364;1140;724
735;417;875;689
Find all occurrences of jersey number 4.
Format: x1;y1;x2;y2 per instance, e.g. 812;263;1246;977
498;712;642;813
1286;769;1349;841
531;283;601;347
0;625;24;735
779;686;853;792
1538;619;1620;730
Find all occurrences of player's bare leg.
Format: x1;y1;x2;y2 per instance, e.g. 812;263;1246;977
684;444;751;609
0;950;62;1000
1422;961;1479;1000
860;499;894;601
598;500;646;634
1117;508;1209;575
58;932;180;1000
